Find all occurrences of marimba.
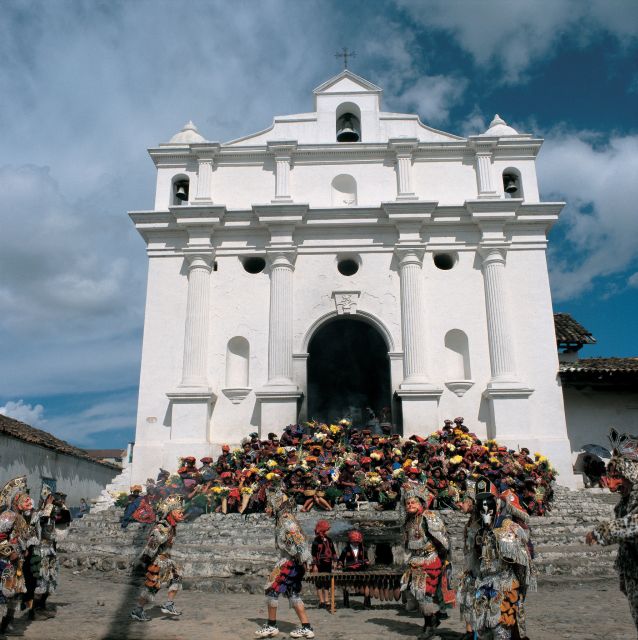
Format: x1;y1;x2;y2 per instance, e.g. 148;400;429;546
304;570;404;614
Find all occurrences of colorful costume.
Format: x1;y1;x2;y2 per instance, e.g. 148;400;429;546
139;495;183;604
264;487;311;605
459;476;535;640
589;429;638;634
0;477;30;631
401;483;455;638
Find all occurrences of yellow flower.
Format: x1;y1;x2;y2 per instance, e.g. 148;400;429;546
276;447;285;455
212;486;222;494
489;456;499;465
267;459;278;468
266;472;277;481
450;455;463;465
403;459;412;468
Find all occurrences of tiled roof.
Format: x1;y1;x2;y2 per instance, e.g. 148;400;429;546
554;313;596;346
0;414;120;470
560;357;638;374
560;357;638;387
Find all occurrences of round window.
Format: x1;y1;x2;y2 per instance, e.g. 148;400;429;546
242;257;266;274
338;259;359;276
433;253;456;270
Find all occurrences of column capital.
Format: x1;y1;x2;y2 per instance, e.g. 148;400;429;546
394;245;426;267
388;137;419;156
478;245;507;264
467;137;497;154
192;142;221;160
266;248;297;270
267;140;297;160
183;251;214;271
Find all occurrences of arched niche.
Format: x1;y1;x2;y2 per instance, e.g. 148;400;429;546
331;174;357;206
223;337;251;403
444;329;474;397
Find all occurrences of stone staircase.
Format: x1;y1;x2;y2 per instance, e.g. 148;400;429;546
58;487;618;592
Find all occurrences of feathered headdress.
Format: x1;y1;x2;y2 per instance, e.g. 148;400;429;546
156;494;183;518
402;483;433;508
0;476;27;509
266;485;290;514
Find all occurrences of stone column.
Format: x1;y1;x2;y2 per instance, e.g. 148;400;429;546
394;245;442;433
180;253;214;387
266;250;296;385
474;142;497;198
479;247;518;383
396;248;429;386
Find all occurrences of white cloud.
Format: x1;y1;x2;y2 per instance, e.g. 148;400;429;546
395;0;638;83
537;131;638;300
0;400;46;427
629;273;638;288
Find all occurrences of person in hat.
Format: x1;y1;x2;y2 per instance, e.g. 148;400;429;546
458;476;535;640
198;457;217;484
256;486;315;638
338;529;371;608
120;485;144;529
586;429;638;633
131;494;185;622
400;483;455;639
311;520;336;610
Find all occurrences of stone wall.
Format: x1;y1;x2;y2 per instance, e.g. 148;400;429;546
59;487;618;592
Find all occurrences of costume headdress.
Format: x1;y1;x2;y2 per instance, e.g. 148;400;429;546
474;475;498;501
402;483;433;509
266;485;290;514
157;494;183;518
609;428;638;483
0;476;27;509
499;488;529;524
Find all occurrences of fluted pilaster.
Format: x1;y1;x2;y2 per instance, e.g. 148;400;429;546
195;159;214;201
180;254;213;387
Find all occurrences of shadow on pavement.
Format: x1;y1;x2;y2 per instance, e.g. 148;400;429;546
99;523;150;640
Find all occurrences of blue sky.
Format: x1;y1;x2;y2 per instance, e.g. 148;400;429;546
1;0;637;449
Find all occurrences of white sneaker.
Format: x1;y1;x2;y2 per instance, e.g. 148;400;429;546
255;624;279;638
289;627;315;639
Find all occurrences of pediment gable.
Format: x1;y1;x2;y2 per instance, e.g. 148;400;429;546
313;70;382;95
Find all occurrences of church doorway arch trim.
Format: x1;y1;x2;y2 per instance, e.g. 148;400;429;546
300;310;396;353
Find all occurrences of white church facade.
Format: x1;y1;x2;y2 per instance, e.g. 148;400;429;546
129;70;577;486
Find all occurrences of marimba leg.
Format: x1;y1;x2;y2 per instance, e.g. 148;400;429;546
343;589;350;608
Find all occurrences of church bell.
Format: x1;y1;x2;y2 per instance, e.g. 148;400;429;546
503;173;519;194
336;113;361;142
174;180;189;201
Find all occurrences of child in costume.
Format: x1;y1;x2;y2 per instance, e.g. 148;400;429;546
311;519;336;610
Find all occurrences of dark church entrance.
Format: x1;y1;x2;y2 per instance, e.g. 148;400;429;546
307;317;392;428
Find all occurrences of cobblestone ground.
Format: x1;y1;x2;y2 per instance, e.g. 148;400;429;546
4;568;635;640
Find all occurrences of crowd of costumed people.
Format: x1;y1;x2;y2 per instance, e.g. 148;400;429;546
117;417;557;526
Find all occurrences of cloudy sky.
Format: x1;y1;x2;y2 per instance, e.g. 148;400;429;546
1;0;637;449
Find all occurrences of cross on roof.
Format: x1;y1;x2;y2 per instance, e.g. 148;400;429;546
335;47;356;70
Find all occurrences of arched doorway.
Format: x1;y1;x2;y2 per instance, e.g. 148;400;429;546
307;317;392;427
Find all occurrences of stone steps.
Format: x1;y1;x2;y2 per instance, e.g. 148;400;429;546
59;487;619;589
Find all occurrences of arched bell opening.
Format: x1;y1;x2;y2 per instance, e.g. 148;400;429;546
306;316;392;428
336;102;362;142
